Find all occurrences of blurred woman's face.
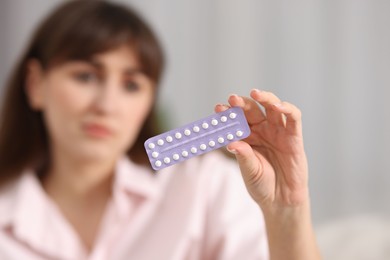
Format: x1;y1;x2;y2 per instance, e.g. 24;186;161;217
28;45;154;162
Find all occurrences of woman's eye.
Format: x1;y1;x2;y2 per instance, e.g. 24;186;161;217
125;81;140;92
73;72;99;83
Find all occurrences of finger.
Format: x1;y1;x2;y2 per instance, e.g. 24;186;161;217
214;103;230;113
227;94;266;125
272;101;303;136
250;89;285;126
226;141;264;186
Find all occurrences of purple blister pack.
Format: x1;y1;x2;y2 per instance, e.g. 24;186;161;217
144;106;250;170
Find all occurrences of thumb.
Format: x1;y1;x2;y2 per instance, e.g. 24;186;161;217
226;141;263;185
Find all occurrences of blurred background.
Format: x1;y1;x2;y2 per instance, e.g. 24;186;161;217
1;0;389;258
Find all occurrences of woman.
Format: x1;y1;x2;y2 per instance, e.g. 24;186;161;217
0;1;320;259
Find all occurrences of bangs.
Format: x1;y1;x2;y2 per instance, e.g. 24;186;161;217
50;20;137;65
30;0;164;82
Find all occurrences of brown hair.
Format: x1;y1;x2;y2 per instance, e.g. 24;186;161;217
0;0;165;183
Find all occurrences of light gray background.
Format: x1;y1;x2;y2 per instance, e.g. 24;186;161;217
1;0;390;257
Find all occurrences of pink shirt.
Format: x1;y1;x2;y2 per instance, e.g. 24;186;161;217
0;151;269;260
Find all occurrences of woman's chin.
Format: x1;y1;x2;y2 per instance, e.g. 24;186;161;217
71;146;119;162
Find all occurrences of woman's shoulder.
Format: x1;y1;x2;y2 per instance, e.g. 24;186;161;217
0;170;33;226
157;151;245;196
120;151;241;197
123;151;240;184
164;150;239;176
121;152;246;205
151;151;240;188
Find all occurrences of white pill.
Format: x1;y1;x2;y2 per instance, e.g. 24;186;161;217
175;132;182;139
166;136;173;142
164;157;171;164
157;139;164;146
229;112;237;119
221;116;227;122
152;151;159;158
218;137;224;144
236;130;243;137
227;134;234;140
191;147;197;153
182;151;189;157
209;140;216;147
193;126;200;132
184;129;191;136
173;154;180;160
200;144;207;150
211;119;218;126
155;160;162;167
202;122;209;129
148;143;155;149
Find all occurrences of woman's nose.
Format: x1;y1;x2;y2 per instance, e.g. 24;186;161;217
93;83;120;115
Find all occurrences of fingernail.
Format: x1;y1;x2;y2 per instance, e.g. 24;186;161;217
216;103;229;108
226;147;238;154
229;93;239;98
251;88;262;93
273;102;283;108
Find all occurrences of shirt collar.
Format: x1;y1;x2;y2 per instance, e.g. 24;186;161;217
0;170;86;259
113;156;160;200
0;177;19;227
0;171;45;228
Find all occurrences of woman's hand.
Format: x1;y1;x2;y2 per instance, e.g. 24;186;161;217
215;89;309;211
216;89;321;260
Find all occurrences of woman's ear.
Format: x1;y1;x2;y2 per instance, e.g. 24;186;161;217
25;59;45;110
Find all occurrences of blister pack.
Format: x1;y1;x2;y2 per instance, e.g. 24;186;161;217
144;106;250;170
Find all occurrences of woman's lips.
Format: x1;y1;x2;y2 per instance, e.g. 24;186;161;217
83;123;113;138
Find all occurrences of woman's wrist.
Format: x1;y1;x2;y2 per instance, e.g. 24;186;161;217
260;196;321;260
